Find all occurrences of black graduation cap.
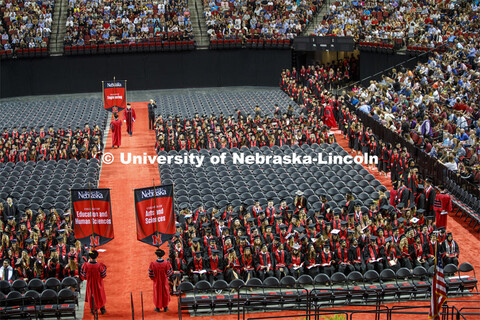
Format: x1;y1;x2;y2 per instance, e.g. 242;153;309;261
180;203;189;210
279;224;287;230
7;216;14;220
25;238;34;244
50;245;57;251
274;235;281;241
354;200;362;207
299;234;307;241
397;217;406;223
195;251;202;256
347;230;355;235
211;249;220;255
307;223;316;228
11;239;17;243
417;208;426;214
396;203;405;209
39;237;47;243
240;236;248;241
340;221;348;227
417;184;424;190
370;236;377;241
295;226;306;233
56;236;64;242
385;237;393;242
380;205;390;211
192;237;201;242
227;247;235;253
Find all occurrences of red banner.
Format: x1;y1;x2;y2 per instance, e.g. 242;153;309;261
102;80;127;113
71;188;114;247
134;184;175;246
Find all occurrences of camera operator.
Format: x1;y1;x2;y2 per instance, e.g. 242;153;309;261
148;99;157;130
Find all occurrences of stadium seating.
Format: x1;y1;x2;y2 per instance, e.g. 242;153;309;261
0;0;54;58
0;98;107;131
0;158;100;214
177;265;478;316
203;0;323;46
153;89;295;118
64;0;195;54
159;143;383;212
0;277;79;319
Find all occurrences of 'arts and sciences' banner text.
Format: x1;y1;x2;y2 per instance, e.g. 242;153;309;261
134;184;175;246
102;80;127;113
71;188;114;247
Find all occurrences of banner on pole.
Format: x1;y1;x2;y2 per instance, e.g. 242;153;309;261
71;188;114;247
102;80;127;113
134;184;175;246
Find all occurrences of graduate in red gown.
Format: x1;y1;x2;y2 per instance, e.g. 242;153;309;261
149;248;173;313
111;113;122;148
123;103;136;136
323;104;337;128
80;249;107;315
434;188;452;229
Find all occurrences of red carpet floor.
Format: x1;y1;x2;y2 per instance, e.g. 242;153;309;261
85;119;480;319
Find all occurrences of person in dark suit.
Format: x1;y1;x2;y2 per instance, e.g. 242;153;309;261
4;197;18;222
395;181;410;208
148;99;157;130
293;191;308;210
424;178;436;218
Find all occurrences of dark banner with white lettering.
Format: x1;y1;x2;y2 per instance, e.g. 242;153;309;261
102;80;127;113
71;188;114;247
134;184;175;246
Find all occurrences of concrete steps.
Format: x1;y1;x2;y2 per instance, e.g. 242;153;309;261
189;0;210;49
303;4;330;36
49;0;68;55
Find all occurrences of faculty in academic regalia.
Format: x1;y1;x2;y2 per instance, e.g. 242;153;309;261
110;113;122;148
123;103;136;136
80;249;107;315
149;249;173;313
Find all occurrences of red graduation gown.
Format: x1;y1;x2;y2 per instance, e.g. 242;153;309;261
323;105;337;128
111;119;122;147
149;259;173;309
80;261;107;310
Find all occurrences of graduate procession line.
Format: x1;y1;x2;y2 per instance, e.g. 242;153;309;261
102;151;379;167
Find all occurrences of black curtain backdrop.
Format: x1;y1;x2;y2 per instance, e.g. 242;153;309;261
359;51;426;85
1;50;292;98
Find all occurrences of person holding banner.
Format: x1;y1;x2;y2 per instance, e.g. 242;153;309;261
110;113;122;148
123;103;136;136
149;248;173;313
80;249;107;315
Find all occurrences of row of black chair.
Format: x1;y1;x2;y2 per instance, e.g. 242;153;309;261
178;263;478;316
0;277;80;296
0;288;77;319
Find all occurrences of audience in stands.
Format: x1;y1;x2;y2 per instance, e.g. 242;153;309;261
64;0;194;47
0;0;54;51
312;0;479;49
0;124;103;163
203;0;323;41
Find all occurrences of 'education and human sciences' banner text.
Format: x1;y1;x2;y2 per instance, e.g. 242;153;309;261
102;80;127;113
71;188;114;247
134;184;175;246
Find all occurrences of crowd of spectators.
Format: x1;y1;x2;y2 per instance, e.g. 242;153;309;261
153;106;337;152
342;48;480;185
64;0;194;47
203;0;323;41
0;124;103;163
0;198;87;282
312;0;478;49
1;0;54;52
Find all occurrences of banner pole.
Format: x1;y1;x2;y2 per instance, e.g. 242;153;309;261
102;81;105;112
153;179;160;248
89;182;96;249
131;292;135;320
141;291;144;320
